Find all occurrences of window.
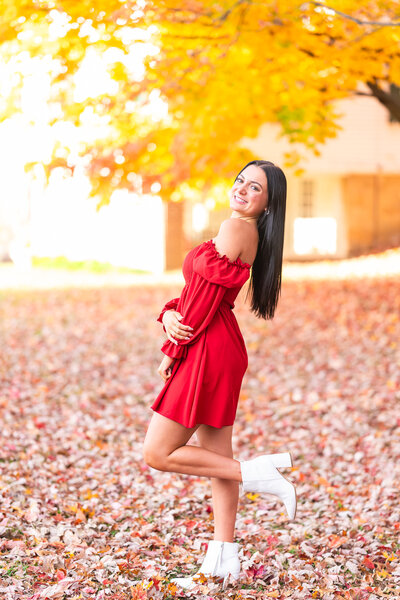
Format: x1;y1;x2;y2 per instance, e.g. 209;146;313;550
293;218;337;255
300;180;314;217
294;179;337;255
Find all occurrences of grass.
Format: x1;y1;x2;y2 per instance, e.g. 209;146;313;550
31;255;149;274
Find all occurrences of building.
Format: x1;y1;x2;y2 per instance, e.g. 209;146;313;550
172;94;400;268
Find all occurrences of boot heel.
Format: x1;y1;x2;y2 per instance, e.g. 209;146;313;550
222;572;239;590
268;452;292;468
240;454;297;520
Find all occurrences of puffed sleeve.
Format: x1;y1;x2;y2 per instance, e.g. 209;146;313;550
156;297;180;333
160;240;250;360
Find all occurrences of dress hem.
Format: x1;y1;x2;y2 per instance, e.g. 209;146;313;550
151;407;234;430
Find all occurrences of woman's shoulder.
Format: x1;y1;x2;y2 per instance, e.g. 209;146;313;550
213;218;248;263
219;217;250;236
192;240;251;287
215;218;258;265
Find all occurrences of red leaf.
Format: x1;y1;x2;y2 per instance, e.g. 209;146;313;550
56;569;66;581
363;556;375;570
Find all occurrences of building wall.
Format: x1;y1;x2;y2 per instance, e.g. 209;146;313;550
342;174;400;255
242;95;400;175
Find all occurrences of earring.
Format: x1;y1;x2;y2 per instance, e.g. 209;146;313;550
265;208;270;215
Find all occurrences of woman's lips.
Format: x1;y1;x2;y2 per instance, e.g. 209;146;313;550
234;195;247;205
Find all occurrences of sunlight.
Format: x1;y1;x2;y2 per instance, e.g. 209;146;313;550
0;32;167;273
29;170;165;273
73;49;119;103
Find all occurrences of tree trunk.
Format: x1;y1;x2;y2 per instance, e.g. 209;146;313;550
366;82;400;123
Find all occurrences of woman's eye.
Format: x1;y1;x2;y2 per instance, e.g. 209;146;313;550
235;177;259;191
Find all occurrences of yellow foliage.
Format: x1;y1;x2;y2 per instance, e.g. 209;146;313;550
1;0;399;204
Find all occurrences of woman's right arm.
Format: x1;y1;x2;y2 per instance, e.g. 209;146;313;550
157;297;180;330
157;295;194;345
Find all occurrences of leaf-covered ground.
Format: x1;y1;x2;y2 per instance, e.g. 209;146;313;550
0;275;399;599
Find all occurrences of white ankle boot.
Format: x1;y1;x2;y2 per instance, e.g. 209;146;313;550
240;452;297;520
171;540;240;590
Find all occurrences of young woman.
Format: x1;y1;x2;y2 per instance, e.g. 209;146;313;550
143;160;296;590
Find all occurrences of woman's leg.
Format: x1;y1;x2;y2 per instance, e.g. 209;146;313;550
143;412;242;481
196;424;238;543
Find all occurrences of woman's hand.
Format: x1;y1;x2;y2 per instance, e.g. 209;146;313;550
158;354;176;382
162;309;193;345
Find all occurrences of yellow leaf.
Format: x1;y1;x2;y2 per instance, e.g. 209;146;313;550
376;569;389;578
246;493;260;501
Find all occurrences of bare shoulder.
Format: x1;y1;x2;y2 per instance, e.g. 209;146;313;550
212;218;249;262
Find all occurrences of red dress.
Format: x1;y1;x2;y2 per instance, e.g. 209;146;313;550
150;239;251;428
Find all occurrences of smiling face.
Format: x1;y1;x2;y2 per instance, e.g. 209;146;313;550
229;164;268;218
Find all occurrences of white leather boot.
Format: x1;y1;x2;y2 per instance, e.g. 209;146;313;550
240;452;297;520
171;540;240;590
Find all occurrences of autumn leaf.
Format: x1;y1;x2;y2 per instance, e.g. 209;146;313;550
363;556;376;570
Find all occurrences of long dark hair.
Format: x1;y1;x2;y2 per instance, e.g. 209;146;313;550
237;160;287;320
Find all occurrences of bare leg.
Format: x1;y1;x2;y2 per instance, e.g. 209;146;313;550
196;424;239;543
143;412;242;481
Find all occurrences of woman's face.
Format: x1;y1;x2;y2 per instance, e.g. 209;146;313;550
229;165;268;218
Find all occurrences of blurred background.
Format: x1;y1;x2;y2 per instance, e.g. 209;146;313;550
0;1;399;280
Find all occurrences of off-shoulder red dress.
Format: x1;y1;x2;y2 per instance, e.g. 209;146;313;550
150;239;251;428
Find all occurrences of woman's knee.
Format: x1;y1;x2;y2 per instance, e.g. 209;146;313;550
142;441;168;471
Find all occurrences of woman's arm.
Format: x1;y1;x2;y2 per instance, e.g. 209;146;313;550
162;310;193;345
161;225;249;360
157;354;176;382
157;295;193;344
157;297;180;330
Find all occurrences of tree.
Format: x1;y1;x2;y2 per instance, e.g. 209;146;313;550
1;1;400;203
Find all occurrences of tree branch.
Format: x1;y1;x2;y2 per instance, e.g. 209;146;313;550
154;2;400;31
219;0;248;22
308;2;400;27
353;91;374;97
